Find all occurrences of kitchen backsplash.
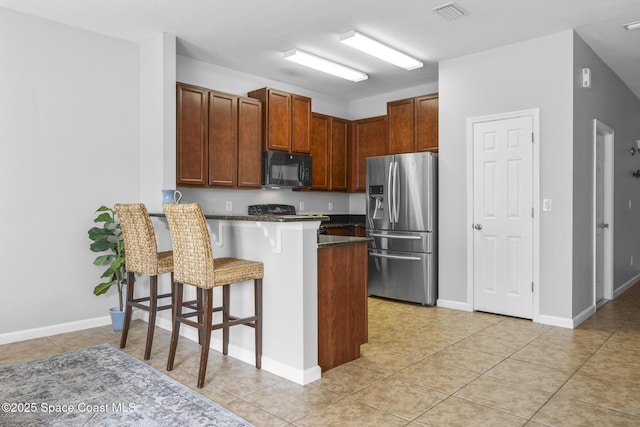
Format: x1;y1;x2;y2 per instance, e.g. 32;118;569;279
178;187;366;215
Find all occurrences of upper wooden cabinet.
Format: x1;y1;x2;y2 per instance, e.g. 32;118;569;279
387;93;438;154
310;113;349;191
176;83;262;189
310;113;330;190
387;98;415;154
415;94;439;152
248;87;311;154
330;117;349;191
176;84;208;186
348;115;387;193
236;97;263;188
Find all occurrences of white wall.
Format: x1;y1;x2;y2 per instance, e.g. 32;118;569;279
572;33;640;313
438;31;575;321
0;8;140;337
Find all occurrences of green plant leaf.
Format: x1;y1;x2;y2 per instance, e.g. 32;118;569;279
88;227;114;241
94;212;113;224
111;257;125;269
94;281;114;296
90;240;115;253
93;254;113;265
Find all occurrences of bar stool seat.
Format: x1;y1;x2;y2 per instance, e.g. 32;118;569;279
163;202;264;388
114;203;175;360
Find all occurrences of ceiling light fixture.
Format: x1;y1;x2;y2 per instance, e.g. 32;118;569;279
283;49;368;82
623;20;640;31
339;30;423;71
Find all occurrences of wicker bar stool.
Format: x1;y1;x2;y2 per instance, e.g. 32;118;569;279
163;203;264;388
114;203;175;360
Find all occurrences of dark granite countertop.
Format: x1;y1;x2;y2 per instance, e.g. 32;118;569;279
317;235;371;248
150;212;329;223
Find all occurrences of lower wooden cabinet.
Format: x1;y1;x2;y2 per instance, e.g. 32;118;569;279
317;242;368;371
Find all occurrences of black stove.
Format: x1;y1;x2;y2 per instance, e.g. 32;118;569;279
248;204;297;215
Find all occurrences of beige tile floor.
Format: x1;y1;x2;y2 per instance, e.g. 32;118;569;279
2;283;640;426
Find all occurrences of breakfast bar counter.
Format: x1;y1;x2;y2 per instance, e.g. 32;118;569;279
150;212;330;384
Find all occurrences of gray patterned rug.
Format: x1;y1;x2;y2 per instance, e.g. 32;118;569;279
0;343;253;426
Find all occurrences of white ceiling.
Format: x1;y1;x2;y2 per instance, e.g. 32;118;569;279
2;0;640;100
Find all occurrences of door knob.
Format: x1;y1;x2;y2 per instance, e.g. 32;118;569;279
599;223;609;229
474;224;483;230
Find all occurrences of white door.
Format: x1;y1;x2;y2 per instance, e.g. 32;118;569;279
595;131;606;305
472;115;533;318
593;119;613;306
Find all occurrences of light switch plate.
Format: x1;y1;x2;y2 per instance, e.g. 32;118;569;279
543;199;552;212
225;201;232;211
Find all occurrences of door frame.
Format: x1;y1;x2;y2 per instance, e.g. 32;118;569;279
592;119;614;305
466;108;540;321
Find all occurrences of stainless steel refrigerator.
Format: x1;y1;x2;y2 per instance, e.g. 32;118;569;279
366;152;437;305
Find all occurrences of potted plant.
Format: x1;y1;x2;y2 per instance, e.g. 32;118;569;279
88;205;127;331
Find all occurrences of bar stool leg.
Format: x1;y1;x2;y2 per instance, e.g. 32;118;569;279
198;288;214;388
196;288;203;344
144;275;158;360
167;282;183;371
222;284;230;356
254;278;262;369
120;272;136;349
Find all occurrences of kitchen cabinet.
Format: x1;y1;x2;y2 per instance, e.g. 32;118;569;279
310;113;349;191
330;117;349;191
348;115;387;192
317;241;368;371
415;93;439;152
310;113;330;190
176;83;208;186
387;98;415;154
387;93;438;154
176;83;262;189
248;87;311;154
325;225;366;237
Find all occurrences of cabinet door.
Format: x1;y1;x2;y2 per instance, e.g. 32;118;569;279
265;89;291;151
310;113;330;190
176;84;208;186
249;88;291;152
208;91;238;187
349;116;387;192
291;94;312;153
330;117;349;191
237;97;262;188
387;98;415;154
415;94;438;152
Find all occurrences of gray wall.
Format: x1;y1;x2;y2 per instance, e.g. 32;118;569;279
438;31;575;320
0;8;140;335
572;33;640;314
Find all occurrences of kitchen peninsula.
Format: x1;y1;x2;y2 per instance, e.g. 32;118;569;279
151;211;369;384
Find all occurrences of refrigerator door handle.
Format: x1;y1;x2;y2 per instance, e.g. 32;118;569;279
393;161;400;223
369;252;422;261
388;161;394;224
369;233;421;240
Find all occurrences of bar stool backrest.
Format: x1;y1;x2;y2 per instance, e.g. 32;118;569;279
114;203;160;276
163;203;215;289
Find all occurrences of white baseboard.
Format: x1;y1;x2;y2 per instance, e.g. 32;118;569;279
613;273;640;299
0;311;143;345
537;313;575;329
436;299;472;312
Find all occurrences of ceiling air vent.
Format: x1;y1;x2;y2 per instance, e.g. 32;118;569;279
432;2;469;21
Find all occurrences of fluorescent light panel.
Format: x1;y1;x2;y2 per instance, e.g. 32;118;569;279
340;30;423;70
623;20;640;30
283;49;368;82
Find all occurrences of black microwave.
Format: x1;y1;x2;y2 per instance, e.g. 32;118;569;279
262;151;312;189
